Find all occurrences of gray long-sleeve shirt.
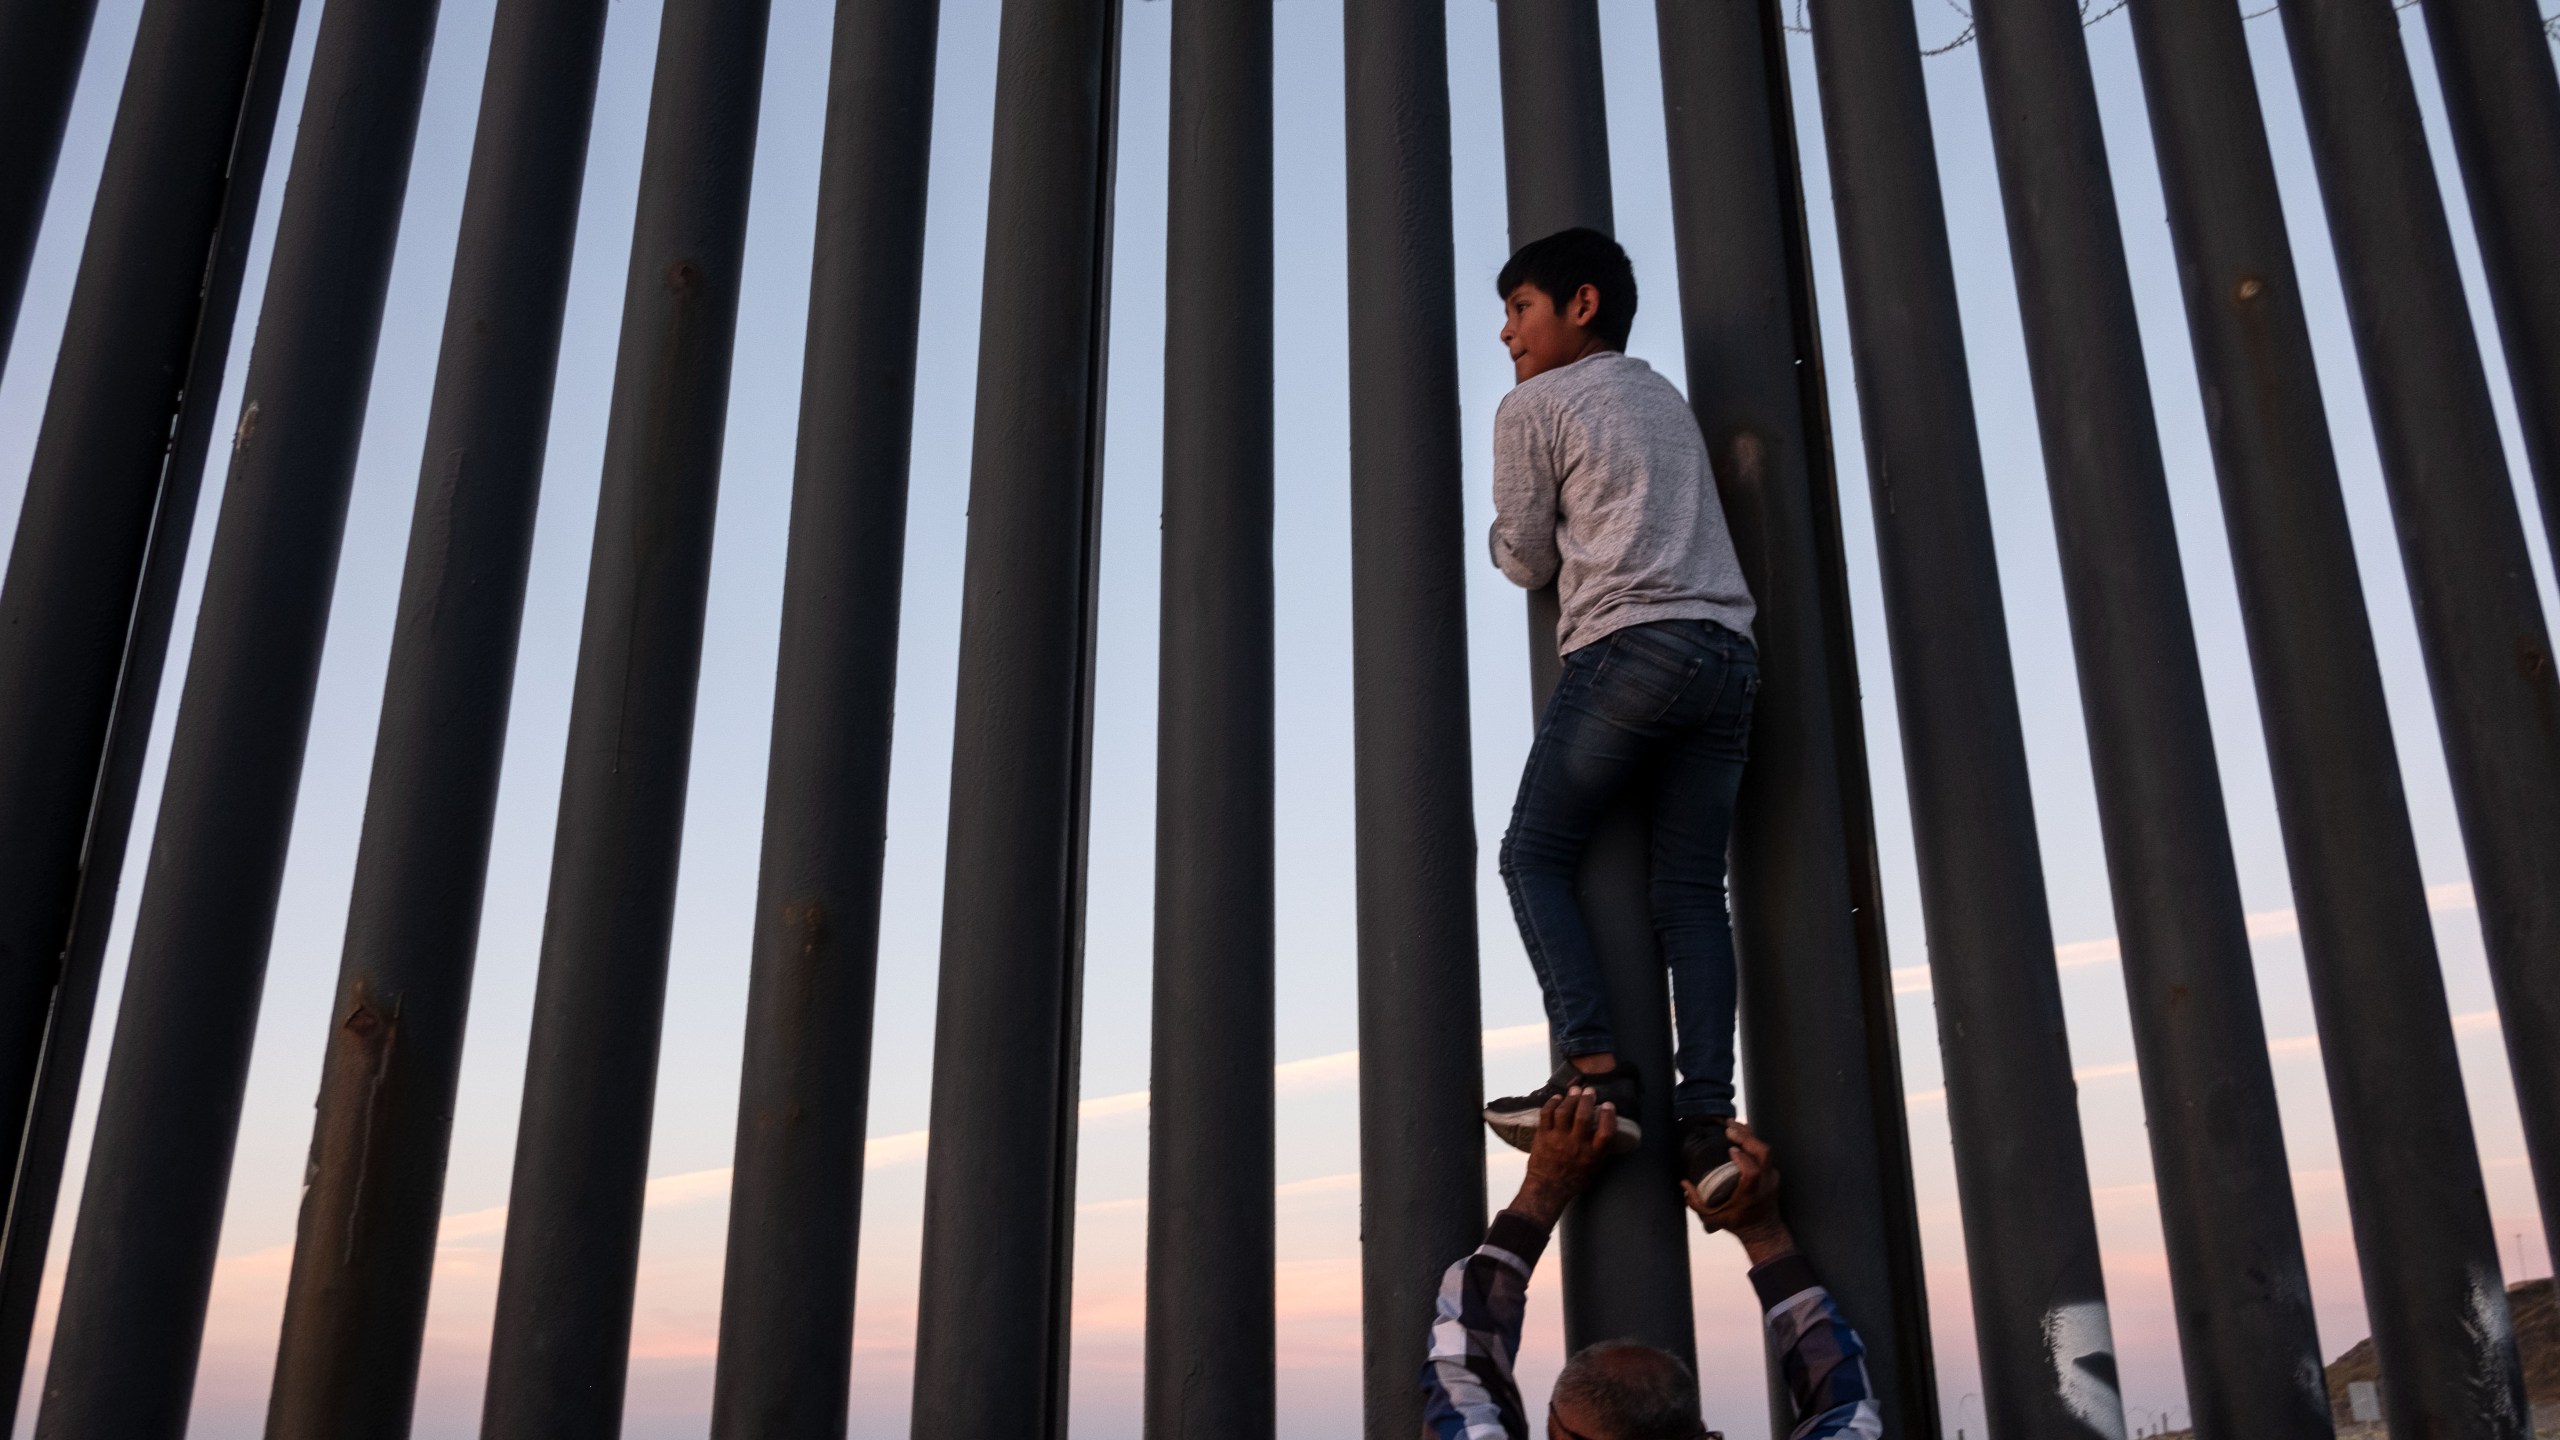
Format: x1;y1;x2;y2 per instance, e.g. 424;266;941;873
1490;350;1755;655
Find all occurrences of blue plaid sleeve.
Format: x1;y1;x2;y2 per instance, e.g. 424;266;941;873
1751;1253;1885;1440
1419;1210;1553;1439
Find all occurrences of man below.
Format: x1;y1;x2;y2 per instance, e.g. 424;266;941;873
1421;1090;1879;1439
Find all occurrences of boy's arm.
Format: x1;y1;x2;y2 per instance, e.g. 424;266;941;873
1750;1252;1885;1440
1489;393;1562;589
1418;1210;1550;1439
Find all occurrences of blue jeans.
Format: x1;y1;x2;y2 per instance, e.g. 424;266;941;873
1498;618;1758;1120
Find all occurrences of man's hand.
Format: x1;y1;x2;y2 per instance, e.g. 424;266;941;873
1682;1120;1796;1264
1508;1089;1616;1227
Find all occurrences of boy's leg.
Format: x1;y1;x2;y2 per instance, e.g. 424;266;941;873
1649;626;1759;1122
1497;635;1677;1065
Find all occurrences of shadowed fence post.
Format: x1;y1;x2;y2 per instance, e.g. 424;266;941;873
30;0;446;1431
260;0;613;1433
904;0;1121;1428
1343;0;1484;1429
1802;0;2127;1431
1144;0;1276;1431
1968;0;2330;1430
2275;0;2560;1305
1652;0;1937;1431
2126;0;2531;1432
1488;0;1699;1370
2412;0;2560;562
0;6;303;1407
0;0;300;1425
476;0;773;1433
0;0;104;379
705;0;939;1431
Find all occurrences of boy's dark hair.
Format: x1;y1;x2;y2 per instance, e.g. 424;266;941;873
1550;1340;1709;1440
1496;227;1639;351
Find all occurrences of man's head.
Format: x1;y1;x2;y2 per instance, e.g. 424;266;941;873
1546;1341;1708;1440
1497;227;1639;383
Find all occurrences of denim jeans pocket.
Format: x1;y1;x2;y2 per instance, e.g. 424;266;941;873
1584;629;1704;727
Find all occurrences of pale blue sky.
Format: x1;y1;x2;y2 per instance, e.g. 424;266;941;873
0;0;2554;1433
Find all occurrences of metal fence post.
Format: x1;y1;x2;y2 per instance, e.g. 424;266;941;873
0;0;104;376
259;1;611;1433
2125;0;2530;1431
0;2;300;1425
1652;0;1938;1430
1145;0;1275;1430
2275;0;2560;1288
475;0;773;1433
1488;0;1698;1369
1802;0;2126;1431
1968;0;2331;1431
31;0;445;1431
706;0;938;1433
1343;0;1485;1428
905;0;1121;1429
2412;0;2560;562
0;4;303;1363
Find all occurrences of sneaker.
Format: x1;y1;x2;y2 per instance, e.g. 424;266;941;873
1483;1060;1642;1154
1679;1115;1743;1209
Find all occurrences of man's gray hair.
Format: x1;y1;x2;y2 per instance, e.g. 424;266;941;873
1550;1340;1707;1440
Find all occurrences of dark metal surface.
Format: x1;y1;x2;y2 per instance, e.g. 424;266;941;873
261;0;611;1433
1652;0;1936;1431
706;0;938;1431
1144;0;1274;1431
0;0;104;376
1969;0;2328;1431
476;0;772;1432
1488;0;1696;1369
2415;0;2560;560
0;0;301;1309
2280;0;2560;1298
2126;0;2529;1432
32;0;445;1430
0;0;300;1424
1342;0;1484;1427
1803;0;2125;1432
905;0;1121;1427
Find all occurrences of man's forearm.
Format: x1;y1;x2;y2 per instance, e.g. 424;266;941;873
1734;1218;1796;1267
1507;1178;1572;1231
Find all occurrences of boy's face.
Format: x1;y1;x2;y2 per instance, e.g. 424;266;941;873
1501;281;1606;384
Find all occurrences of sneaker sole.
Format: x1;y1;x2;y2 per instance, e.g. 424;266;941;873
1481;1107;1643;1155
1694;1160;1741;1209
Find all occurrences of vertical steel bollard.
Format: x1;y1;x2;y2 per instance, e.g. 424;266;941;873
706;0;939;1432
2413;0;2560;561
2275;0;2560;1282
0;0;302;1325
475;0;772;1433
2125;0;2531;1432
0;0;104;376
30;0;446;1432
1651;0;1938;1431
1802;0;2127;1432
1343;0;1485;1428
1968;0;2330;1430
260;0;613;1433
0;1;300;1423
1145;0;1275;1431
904;0;1121;1427
1488;0;1698;1370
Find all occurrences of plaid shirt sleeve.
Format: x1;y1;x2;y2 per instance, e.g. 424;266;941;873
1751;1252;1886;1440
1419;1209;1553;1439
